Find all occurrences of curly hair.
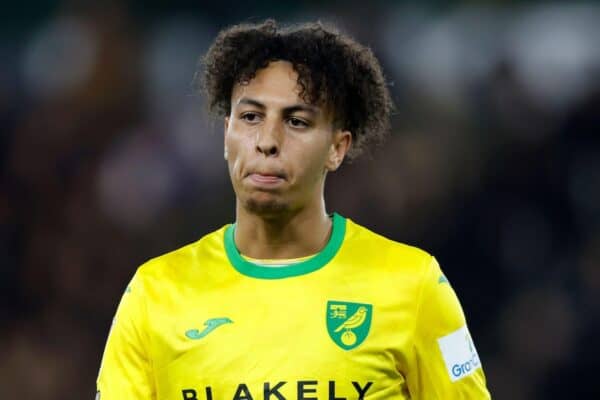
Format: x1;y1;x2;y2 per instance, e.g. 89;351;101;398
197;19;393;159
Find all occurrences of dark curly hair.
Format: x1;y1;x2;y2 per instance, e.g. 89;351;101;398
196;20;393;159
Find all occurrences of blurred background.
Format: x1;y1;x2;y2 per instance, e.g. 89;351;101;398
1;0;598;398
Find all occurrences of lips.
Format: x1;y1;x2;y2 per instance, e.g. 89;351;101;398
246;170;287;186
250;174;283;183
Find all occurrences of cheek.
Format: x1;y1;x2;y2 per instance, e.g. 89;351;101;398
292;136;330;182
225;130;253;179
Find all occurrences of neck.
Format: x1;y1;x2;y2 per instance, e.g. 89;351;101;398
234;199;332;260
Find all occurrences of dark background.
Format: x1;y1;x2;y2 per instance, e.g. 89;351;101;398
1;1;599;398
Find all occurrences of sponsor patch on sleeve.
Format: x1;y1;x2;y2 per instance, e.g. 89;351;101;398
437;325;481;382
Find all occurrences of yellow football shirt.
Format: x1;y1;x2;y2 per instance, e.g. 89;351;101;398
97;213;490;399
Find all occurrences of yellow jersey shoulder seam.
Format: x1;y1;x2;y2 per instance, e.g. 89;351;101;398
135;225;228;277
346;218;432;262
411;254;436;346
127;269;158;396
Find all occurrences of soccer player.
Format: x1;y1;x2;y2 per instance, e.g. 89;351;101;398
96;20;491;399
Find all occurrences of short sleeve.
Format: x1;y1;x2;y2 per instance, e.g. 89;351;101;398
406;256;491;399
96;272;155;399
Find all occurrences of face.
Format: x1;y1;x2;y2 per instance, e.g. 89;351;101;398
224;61;351;217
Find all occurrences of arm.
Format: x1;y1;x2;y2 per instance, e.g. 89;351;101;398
406;256;491;399
96;272;156;399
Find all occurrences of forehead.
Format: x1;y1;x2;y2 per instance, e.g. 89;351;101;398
231;61;307;107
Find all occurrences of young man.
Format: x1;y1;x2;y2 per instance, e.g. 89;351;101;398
96;20;490;399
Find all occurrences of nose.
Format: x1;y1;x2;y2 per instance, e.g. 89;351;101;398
255;120;281;157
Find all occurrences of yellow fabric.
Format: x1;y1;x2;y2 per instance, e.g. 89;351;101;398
97;216;490;399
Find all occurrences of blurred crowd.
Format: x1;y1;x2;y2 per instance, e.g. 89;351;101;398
1;1;599;398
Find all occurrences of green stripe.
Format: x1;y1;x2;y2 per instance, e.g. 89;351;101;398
224;213;346;279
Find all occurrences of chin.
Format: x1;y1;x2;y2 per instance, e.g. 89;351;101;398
244;196;290;218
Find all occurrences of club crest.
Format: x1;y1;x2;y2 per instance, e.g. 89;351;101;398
326;301;372;350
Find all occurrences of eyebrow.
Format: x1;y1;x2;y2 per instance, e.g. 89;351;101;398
237;97;319;115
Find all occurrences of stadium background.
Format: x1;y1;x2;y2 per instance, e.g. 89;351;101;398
1;0;598;398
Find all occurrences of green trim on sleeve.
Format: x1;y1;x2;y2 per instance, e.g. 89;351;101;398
224;213;346;279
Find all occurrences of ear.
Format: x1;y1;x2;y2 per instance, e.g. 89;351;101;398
224;116;230;160
325;130;352;172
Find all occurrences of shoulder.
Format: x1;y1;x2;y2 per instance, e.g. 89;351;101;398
339;216;444;317
343;216;433;271
134;224;229;285
338;216;438;297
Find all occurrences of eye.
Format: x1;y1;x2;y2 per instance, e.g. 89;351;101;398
287;117;309;128
241;112;261;124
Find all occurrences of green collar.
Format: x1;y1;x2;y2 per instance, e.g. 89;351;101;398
224;213;346;279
